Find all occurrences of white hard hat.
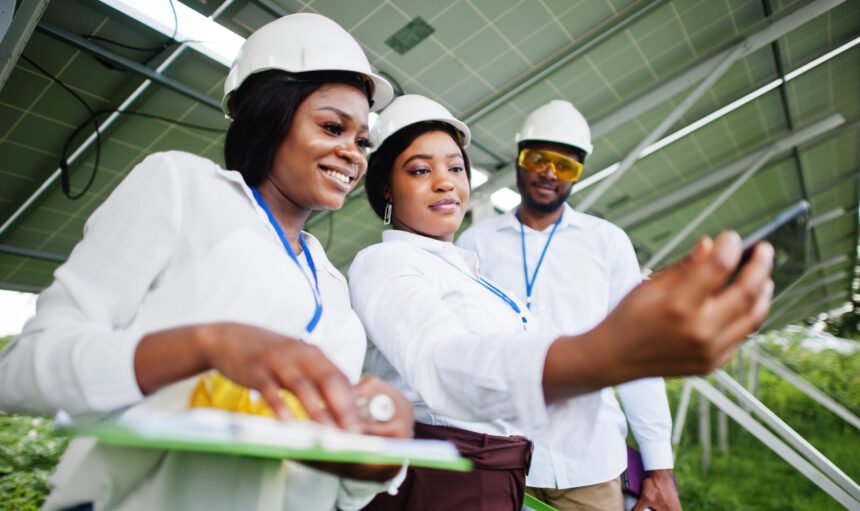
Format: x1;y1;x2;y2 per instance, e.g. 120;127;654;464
370;94;470;150
222;13;394;115
515;100;592;156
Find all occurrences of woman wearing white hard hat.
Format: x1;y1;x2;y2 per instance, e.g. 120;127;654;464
349;95;775;510
0;13;411;511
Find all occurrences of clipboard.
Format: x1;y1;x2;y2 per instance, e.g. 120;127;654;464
58;408;471;472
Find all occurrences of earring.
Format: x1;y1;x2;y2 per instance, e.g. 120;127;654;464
383;202;392;225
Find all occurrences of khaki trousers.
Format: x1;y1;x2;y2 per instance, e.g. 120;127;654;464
526;477;624;511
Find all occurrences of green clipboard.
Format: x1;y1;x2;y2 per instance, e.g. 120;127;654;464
523;493;559;511
59;417;471;472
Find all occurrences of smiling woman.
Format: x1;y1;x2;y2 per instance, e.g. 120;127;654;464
349;94;776;511
0;13;413;511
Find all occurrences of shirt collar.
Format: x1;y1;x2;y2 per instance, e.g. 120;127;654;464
382;229;480;274
221;166;324;262
497;202;583;233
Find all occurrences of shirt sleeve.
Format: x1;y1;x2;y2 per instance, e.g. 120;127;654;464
0;152;184;417
336;464;409;510
609;226;674;470
349;245;553;430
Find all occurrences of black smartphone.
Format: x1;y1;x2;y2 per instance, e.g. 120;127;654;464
733;200;810;295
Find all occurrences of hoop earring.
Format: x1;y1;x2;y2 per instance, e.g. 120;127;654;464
383;202;392;225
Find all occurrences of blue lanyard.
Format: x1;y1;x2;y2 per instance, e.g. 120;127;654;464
518;211;562;310
251;187;322;334
441;258;528;330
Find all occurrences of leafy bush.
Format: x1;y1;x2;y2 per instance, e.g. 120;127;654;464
0;336;70;511
0;415;69;511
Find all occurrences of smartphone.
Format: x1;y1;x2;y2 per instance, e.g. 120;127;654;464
733;200;810;295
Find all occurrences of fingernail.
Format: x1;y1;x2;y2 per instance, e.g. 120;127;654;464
760;242;775;262
718;231;741;266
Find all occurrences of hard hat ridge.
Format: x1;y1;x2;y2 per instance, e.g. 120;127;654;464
222;13;394;116
516;100;593;156
370;94;471;152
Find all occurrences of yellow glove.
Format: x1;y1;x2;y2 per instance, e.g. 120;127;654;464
189;372;309;420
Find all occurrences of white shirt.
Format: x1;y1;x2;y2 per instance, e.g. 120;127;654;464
0;151;398;511
349;230;571;438
457;204;674;488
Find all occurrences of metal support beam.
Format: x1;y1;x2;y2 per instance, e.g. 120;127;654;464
713;370;860;501
763;0;829;300
770;278;849;320
774;271;849;306
36;21;221;109
460;0;667;126
0;3;235;239
783;295;851;323
578;42;747;213
810;206;858;228
590;0;844;138
767;292;850;328
745;345;860;430
671;380;694;459
698;392;711;473
455;0;845;216
0;280;45;294
0;0;50;93
0;243;66;263
643;148;774;272
767;257;850;312
690;376;860;509
615;114;846;229
319;0;667;222
746;356;759;411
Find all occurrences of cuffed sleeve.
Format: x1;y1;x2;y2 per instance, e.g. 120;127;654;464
617;377;674;471
336;463;409;510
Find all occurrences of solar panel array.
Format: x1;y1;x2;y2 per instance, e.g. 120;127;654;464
0;0;857;328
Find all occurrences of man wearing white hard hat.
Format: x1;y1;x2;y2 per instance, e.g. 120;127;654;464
458;101;680;511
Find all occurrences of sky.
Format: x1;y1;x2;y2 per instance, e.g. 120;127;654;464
0;289;37;337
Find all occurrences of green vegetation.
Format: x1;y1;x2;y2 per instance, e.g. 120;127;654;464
0;336;70;511
666;329;860;510
0;330;857;509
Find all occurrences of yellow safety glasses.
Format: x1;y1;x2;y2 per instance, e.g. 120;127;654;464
517;148;584;182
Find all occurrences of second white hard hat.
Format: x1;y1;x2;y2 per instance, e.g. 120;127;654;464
222;13;394;115
515;100;593;156
371;94;471;150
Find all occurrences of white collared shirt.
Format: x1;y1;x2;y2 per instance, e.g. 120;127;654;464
0;151;397;511
349;230;564;437
457;204;673;488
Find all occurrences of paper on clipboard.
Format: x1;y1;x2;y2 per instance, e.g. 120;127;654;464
57;407;471;472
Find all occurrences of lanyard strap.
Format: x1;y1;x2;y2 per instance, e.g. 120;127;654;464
518;212;563;309
441;258;528;330
251;187;323;334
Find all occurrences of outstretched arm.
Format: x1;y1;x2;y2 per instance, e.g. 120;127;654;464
544;231;773;399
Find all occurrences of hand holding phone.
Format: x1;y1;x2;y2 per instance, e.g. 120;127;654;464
732;200;810;295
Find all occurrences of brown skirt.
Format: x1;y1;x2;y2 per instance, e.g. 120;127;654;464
362;422;532;511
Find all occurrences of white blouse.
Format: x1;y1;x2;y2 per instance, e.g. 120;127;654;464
0;151;395;511
349;230;557;438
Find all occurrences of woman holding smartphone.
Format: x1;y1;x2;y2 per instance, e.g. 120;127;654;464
349;94;774;510
0;14;412;511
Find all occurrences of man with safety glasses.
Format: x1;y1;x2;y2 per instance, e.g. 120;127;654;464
457;100;681;511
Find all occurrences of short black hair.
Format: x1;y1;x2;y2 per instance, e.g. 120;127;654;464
365;121;471;220
224;70;371;187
